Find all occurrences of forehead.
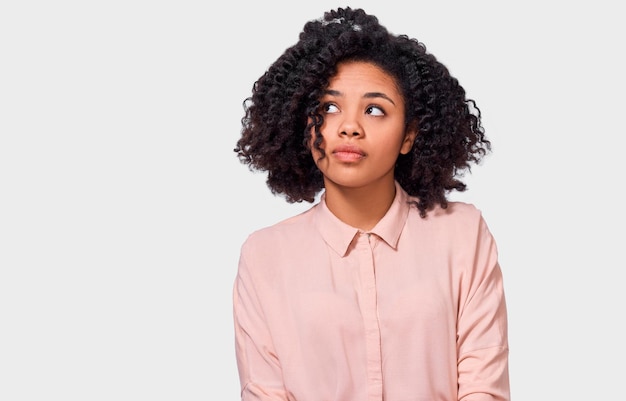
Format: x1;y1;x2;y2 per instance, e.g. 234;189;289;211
328;61;402;96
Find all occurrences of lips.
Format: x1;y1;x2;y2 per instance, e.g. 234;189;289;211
332;144;366;162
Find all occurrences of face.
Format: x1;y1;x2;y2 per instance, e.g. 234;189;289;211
311;61;416;192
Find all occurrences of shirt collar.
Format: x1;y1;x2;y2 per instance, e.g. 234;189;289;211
314;181;411;256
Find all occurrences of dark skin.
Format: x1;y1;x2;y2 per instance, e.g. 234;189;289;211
311;61;416;230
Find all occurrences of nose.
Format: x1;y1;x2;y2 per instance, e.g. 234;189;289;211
340;129;361;137
338;113;363;137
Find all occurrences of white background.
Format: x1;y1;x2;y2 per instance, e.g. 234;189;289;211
1;1;624;400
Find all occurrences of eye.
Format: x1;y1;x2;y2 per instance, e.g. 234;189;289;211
322;103;340;114
366;105;385;116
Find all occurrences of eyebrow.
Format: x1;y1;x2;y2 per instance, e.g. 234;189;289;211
323;89;396;106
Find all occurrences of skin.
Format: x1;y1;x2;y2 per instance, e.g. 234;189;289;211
311;61;417;231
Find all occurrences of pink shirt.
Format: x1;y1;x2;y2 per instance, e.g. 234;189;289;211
233;183;510;401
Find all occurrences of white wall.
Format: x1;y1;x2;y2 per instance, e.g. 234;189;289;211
1;1;624;399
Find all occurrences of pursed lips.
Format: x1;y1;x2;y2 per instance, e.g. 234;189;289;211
332;144;366;162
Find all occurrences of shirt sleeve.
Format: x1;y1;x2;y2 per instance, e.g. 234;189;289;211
457;215;510;401
233;243;289;401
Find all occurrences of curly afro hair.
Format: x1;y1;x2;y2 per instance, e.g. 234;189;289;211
234;7;490;217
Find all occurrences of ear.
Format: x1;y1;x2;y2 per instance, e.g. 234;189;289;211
399;123;418;155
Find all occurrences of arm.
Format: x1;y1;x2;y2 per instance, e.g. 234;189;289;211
457;216;510;401
233;248;289;401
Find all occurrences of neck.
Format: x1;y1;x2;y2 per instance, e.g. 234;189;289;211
323;180;397;231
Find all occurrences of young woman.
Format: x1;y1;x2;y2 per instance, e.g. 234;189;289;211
233;7;510;401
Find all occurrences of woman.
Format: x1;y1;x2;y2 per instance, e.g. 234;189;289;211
233;7;510;401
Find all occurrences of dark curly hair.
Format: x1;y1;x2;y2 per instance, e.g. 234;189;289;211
234;7;490;217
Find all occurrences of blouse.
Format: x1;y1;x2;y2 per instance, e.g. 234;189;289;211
233;182;510;401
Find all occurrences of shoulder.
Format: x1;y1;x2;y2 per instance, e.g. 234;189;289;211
240;205;318;254
415;199;484;225
407;199;491;240
433;201;483;224
405;201;500;273
236;205;322;281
